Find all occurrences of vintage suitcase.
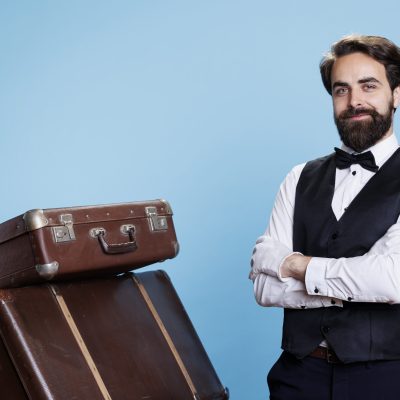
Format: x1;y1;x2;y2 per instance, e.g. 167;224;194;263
0;200;179;288
0;270;229;400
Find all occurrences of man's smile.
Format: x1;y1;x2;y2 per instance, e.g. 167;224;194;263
348;113;372;120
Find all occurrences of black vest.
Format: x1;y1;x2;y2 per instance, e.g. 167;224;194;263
282;148;400;363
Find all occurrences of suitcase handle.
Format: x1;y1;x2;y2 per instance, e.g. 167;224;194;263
94;227;138;255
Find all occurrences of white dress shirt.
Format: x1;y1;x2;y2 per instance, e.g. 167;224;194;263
250;134;400;309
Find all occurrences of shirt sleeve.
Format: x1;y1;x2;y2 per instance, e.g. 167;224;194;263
250;163;343;309
305;220;400;304
253;273;340;308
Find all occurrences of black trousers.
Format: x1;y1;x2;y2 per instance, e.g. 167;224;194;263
268;351;400;400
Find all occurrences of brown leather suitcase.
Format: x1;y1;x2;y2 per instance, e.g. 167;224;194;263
0;270;229;400
0;200;179;288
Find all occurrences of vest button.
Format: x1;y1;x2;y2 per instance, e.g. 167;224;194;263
331;233;338;240
322;326;330;334
314;288;319;293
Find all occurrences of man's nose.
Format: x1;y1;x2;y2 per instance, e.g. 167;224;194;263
349;89;365;108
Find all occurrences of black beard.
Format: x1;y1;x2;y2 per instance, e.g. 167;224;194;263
334;103;393;152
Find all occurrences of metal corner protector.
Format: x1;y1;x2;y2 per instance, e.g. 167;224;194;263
35;261;59;280
159;199;173;215
23;209;49;231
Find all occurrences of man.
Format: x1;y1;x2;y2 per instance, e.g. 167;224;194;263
250;35;400;400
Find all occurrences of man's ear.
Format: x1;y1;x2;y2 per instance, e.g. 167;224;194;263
394;86;400;109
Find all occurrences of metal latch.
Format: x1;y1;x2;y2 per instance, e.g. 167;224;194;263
145;206;168;232
52;214;76;243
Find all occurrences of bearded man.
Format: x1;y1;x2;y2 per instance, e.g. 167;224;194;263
250;35;400;400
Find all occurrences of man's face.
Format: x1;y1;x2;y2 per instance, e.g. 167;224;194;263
331;52;400;152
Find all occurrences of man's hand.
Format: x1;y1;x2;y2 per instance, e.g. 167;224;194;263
280;254;312;282
250;237;292;278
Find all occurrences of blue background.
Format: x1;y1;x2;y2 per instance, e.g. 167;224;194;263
1;1;399;398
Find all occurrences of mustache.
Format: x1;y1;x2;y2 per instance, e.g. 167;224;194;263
338;107;378;120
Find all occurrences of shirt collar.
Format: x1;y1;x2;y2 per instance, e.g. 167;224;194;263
341;133;399;169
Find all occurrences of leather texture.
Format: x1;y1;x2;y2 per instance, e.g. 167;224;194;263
0;334;28;399
0;287;106;399
0;271;228;400
0;200;179;288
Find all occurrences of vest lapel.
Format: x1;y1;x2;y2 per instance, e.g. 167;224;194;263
338;147;400;224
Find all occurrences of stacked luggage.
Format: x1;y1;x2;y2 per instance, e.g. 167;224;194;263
0;200;229;399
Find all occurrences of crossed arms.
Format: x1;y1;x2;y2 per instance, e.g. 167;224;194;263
250;164;400;308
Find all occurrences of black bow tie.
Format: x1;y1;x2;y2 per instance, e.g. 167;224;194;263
334;147;379;172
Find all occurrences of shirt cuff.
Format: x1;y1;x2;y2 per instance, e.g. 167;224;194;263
305;257;329;296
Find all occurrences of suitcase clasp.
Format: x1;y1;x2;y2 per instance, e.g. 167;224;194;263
145;207;168;232
52;214;76;243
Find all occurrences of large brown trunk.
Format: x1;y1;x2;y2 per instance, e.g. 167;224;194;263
0;271;228;399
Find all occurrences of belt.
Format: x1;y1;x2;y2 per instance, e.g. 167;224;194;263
309;346;342;364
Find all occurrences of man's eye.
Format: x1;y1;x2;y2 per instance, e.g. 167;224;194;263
334;87;348;96
364;84;377;91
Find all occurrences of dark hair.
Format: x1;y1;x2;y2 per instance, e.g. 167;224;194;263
320;34;400;95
